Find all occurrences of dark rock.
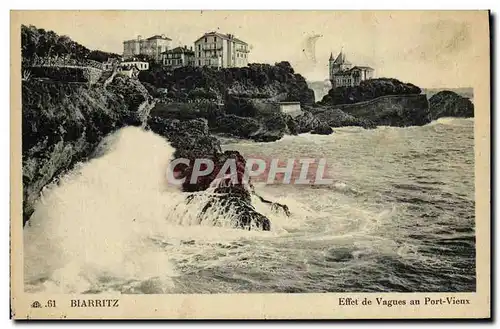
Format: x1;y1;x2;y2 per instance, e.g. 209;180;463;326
428;90;474;120
320;78;421;106
305;105;376;129
211;113;288;142
146;116;221;160
311;125;334;135
293;111;334;134
325;94;431;127
186;194;271;231
178;150;275;231
139;61;315;109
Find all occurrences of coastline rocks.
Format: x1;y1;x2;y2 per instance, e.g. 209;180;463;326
320;78;422;106
186;193;271;231
305;105;376;129
178;150;273;231
211;113;290;142
139;61;315;108
293;111;334;135
146;116;222;159
428;90;474;120
322;94;431;127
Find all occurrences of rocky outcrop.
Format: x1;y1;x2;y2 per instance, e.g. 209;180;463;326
147;116;222;160
304;105;376;129
139;62;315;108
209;113;291;142
320;78;421;106
331;94;431;127
139;62;315;140
428;90;474;120
293;111;334;134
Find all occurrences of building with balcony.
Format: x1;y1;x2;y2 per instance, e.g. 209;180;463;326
329;50;374;88
162;46;195;69
123;34;172;63
194;32;250;68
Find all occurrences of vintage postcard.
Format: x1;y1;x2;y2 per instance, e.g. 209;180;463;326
10;10;490;319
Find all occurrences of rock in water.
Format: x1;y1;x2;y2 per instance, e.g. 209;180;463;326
186;194;271;231
305;105;376;129
293;111;334;134
428;90;474;120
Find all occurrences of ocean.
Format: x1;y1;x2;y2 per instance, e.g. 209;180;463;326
23;117;475;294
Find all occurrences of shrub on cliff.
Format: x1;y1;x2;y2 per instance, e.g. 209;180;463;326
21;24;120;65
428;90;474;119
138;62;315;106
320;78;422;105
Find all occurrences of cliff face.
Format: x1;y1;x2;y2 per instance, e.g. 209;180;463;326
140;62;314;101
139;62;315;114
140;62;320;141
22;76;147;225
333;94;431;127
428;90;474;120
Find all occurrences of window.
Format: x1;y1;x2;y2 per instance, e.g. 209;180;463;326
198;60;201;66
205;37;207;42
214;36;217;42
198;44;201;51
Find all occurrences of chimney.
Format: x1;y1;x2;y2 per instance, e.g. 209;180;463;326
161;34;166;39
137;35;142;41
227;34;233;39
190;46;193;51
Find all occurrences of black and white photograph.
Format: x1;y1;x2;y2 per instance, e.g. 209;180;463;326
10;9;490;319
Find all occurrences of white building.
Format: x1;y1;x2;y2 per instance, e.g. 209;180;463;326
120;60;149;71
123;34;172;62
279;102;302;117
194;32;250;68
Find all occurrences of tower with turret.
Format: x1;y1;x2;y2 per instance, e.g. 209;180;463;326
328;49;374;88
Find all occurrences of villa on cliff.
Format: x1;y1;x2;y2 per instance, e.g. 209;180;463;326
194;32;250;68
162;46;195;69
329;50;374;88
123;34;172;63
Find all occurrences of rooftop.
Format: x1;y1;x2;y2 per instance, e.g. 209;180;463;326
194;31;248;45
163;46;195;55
147;34;172;41
332;50;352;65
332;66;375;76
124;34;172;43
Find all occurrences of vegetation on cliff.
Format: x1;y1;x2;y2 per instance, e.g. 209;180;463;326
428;90;474;120
138;62;315;106
22;77;146;225
320;78;422;105
21;24;120;66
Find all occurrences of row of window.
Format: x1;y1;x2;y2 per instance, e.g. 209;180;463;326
198;40;248;51
122;63;148;70
164;59;184;65
194;51;248;59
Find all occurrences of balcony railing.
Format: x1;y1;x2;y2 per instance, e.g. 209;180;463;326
201;45;223;51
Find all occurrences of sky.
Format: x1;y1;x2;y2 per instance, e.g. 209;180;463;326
16;10;489;88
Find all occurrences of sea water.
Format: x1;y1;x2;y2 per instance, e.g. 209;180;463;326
23;118;475;293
